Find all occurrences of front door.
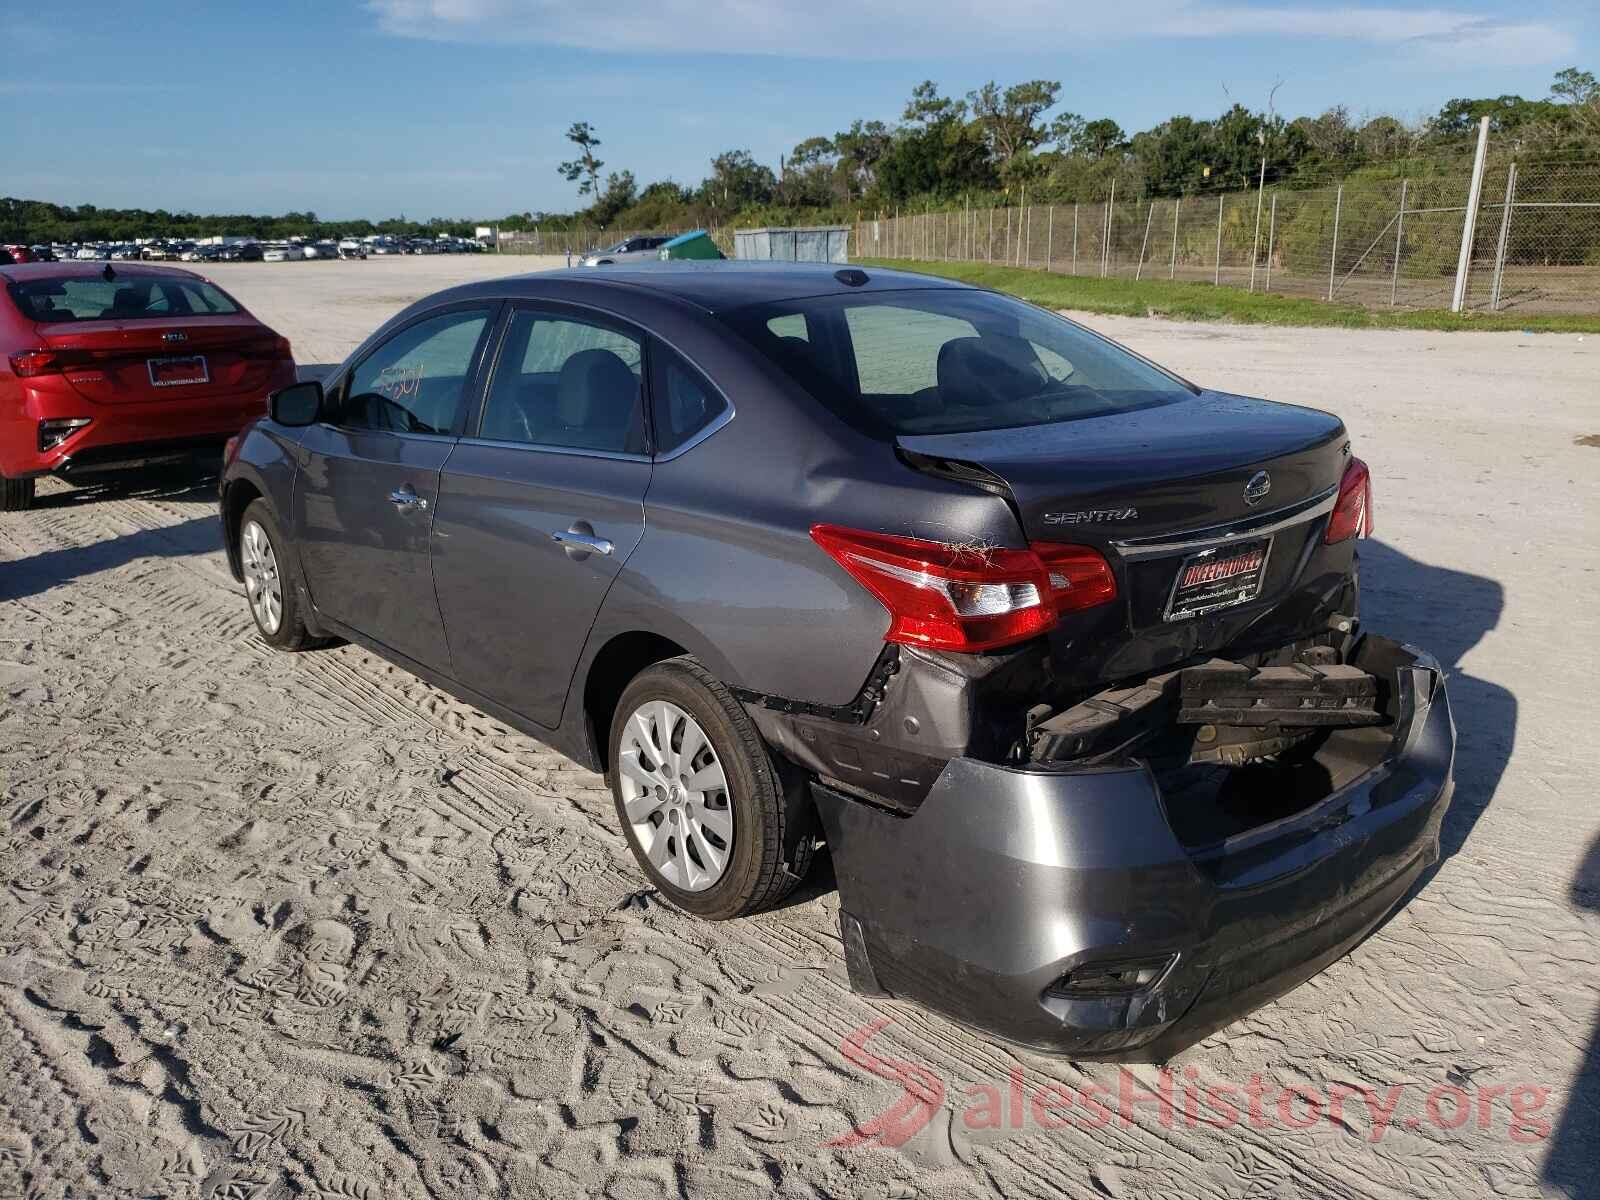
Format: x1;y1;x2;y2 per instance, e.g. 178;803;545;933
293;305;495;671
432;305;652;726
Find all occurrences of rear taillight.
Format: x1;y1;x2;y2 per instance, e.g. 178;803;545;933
10;349;63;378
1324;457;1374;544
810;525;1117;652
11;348;98;377
223;435;241;467
238;334;293;361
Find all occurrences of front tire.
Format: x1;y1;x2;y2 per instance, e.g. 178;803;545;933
609;657;810;919
1;474;35;512
239;499;319;650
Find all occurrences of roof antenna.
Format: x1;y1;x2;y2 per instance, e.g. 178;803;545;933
102;263;116;282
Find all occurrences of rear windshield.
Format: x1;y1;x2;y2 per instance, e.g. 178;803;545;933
719;288;1194;436
7;276;241;323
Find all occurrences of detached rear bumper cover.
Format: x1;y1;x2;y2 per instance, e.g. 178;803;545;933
814;635;1454;1060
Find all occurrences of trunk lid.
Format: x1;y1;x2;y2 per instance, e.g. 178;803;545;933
898;392;1354;687
32;315;283;405
896;390;1347;541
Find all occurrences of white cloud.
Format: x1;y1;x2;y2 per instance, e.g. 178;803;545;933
363;0;1575;67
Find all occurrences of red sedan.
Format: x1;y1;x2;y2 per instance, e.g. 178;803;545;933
1;262;295;511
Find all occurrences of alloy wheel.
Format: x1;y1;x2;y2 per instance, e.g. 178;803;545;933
241;519;283;635
617;700;734;892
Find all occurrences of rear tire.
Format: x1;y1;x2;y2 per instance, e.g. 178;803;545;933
239;499;319;651
608;657;812;920
0;474;35;512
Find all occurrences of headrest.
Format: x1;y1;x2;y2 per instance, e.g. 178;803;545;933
556;348;638;429
935;335;1048;408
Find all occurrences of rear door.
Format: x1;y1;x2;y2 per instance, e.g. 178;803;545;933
431;304;652;727
293;304;496;672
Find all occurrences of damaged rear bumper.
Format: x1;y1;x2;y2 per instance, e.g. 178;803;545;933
813;634;1455;1060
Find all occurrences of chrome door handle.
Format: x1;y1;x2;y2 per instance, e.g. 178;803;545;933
389;486;429;511
551;529;613;556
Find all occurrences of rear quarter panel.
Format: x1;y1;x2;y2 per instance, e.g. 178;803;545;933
573;305;1025;712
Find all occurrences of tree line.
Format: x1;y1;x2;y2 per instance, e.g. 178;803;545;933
530;67;1597;233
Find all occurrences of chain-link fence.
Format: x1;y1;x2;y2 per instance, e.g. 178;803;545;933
853;155;1600;316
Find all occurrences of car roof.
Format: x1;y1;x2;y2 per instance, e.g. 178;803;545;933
0;261;205;285
491;262;972;312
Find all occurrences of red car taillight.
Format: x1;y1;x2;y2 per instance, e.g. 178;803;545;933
238;334;294;361
1324;457;1374;544
810;524;1117;652
10;347;103;377
10;349;66;377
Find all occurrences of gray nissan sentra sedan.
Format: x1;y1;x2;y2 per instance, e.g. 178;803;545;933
219;263;1454;1058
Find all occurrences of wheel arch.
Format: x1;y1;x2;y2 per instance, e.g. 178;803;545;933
580;631;689;774
221;476;265;581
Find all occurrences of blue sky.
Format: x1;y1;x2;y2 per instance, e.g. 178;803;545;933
2;1;1590;220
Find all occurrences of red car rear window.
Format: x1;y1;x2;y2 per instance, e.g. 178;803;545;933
8;276;241;322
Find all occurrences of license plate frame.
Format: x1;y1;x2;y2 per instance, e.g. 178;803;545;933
147;355;209;388
1164;536;1273;622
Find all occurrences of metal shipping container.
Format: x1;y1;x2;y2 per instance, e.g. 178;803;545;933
734;226;850;263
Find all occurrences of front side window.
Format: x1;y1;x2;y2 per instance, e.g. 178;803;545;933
341;308;491;434
721;289;1194;437
479;310;646;454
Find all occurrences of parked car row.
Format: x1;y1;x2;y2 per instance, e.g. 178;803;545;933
3;244;58;263
7;234;488;266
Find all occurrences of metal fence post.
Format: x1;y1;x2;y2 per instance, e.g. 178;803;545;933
1214;193;1224;285
1390;180;1408;307
1071;203;1079;275
1327;186;1343;301
1045;205;1053;271
1264;193;1277;292
1490;162;1518;312
1135;201;1155;281
1102;179;1115;278
988;206;994;263
1451;115;1491;312
964;194;970;260
1249;158;1266;291
1170;198;1180;279
1021;191;1030;268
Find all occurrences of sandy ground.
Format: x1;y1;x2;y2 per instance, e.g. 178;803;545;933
1;255;1597;1199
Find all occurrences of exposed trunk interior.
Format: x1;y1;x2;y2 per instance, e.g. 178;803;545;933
1027;630;1409;850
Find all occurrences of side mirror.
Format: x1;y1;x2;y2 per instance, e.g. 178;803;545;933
269;379;324;427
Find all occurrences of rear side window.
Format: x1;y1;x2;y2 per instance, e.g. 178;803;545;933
651;349;729;454
720;289;1193;437
342;308;491;435
8;276;241;322
478;310;646;455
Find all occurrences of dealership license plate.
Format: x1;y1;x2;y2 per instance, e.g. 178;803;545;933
147;355;209;387
1165;537;1272;621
